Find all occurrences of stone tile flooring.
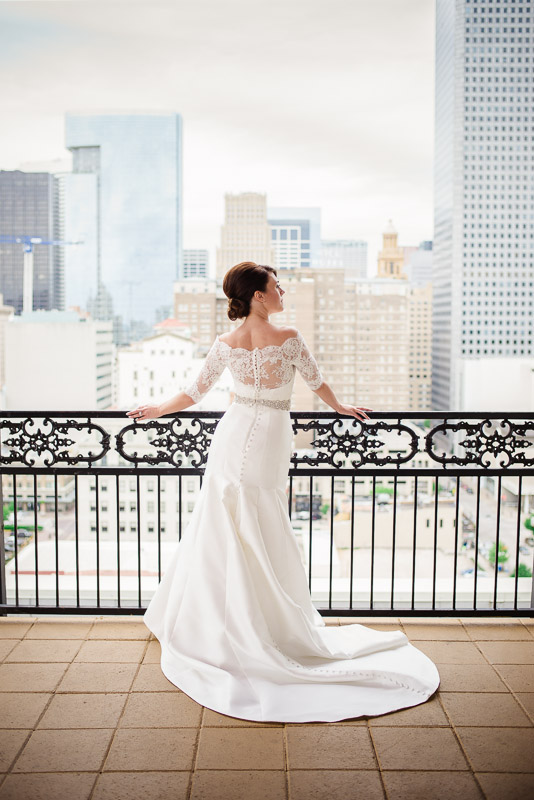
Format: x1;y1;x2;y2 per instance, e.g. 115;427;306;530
0;615;533;799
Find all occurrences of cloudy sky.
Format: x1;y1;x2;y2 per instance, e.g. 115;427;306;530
1;0;435;274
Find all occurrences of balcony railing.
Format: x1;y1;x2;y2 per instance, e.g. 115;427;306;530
1;410;533;617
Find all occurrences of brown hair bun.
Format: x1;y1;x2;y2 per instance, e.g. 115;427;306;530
223;261;277;321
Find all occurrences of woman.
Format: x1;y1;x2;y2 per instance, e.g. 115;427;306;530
126;261;440;723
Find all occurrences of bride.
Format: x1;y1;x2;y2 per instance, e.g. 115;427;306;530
126;261;440;723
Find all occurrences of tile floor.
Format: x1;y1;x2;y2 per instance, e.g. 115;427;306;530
0;614;533;799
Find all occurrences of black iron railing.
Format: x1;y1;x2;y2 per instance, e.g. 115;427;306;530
1;410;533;617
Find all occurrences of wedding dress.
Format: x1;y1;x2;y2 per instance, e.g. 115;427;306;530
143;330;440;722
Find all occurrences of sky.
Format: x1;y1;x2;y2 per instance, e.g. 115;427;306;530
0;0;436;275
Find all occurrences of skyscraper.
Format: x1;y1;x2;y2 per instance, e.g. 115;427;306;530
216;193;275;278
63;112;183;339
267;207;321;270
433;0;533;409
0;170;62;314
320;239;368;280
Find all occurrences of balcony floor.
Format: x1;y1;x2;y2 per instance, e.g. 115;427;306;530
0;615;533;799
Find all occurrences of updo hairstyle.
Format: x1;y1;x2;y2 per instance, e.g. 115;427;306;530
223;262;277;321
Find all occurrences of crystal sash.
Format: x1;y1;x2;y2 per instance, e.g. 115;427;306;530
233;394;290;411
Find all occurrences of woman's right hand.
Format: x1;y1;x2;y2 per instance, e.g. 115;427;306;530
336;404;372;421
126;404;161;422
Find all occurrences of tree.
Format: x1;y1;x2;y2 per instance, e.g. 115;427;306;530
510;564;532;578
488;542;509;570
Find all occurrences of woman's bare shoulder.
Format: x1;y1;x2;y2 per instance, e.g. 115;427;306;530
281;326;299;338
218;325;299;349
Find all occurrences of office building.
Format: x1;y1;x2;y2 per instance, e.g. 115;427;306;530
433;0;533;409
63;112;183;335
0;171;62;314
267;207;321;270
174;278;219;351
216;193;275;278
183;249;209;279
408;283;433;410
320;239;368;280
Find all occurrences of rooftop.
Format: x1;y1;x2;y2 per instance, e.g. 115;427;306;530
0;614;533;799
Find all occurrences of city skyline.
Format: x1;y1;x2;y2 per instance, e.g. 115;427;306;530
0;0;435;271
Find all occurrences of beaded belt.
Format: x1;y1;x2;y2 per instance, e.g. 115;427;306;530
234;394;291;411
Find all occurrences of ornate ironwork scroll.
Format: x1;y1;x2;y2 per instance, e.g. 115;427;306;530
426;418;534;469
0;417;110;467
290;417;420;468
116;418;219;468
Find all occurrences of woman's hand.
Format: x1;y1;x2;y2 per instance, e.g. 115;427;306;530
335;403;372;421
126;404;161;422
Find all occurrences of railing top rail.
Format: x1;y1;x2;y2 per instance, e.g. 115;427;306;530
1;410;533;419
1;411;533;473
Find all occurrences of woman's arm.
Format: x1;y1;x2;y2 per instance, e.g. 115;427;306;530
126;391;195;422
292;330;371;422
126;336;227;422
313;380;372;422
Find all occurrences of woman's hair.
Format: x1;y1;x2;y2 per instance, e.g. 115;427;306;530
223;262;277;321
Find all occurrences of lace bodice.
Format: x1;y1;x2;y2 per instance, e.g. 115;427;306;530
184;330;324;404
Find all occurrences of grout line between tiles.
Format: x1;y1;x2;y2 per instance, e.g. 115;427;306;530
187;706;205;800
87;635;151;800
437;690;489;799
366;720;389;799
282;724;290;800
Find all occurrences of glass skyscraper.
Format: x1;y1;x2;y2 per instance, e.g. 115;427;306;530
433;0;533;409
0;170;62;313
63;113;183;338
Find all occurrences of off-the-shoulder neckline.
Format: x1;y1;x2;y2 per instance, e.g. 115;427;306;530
216;332;300;353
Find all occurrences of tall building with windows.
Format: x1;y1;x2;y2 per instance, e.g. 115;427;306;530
408;283;433;410
0;170;62;314
216;193;275;278
320;239;368;280
173;278;219;351
183;249;209;279
267;207;321;270
433;0;533;409
63;112;183;338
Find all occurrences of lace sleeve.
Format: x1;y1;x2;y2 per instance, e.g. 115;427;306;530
184;338;227;403
293;331;324;391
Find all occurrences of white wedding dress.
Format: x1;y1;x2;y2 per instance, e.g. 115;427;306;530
143;330;440;722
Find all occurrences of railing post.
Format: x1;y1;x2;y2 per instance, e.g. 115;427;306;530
0;474;7;614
